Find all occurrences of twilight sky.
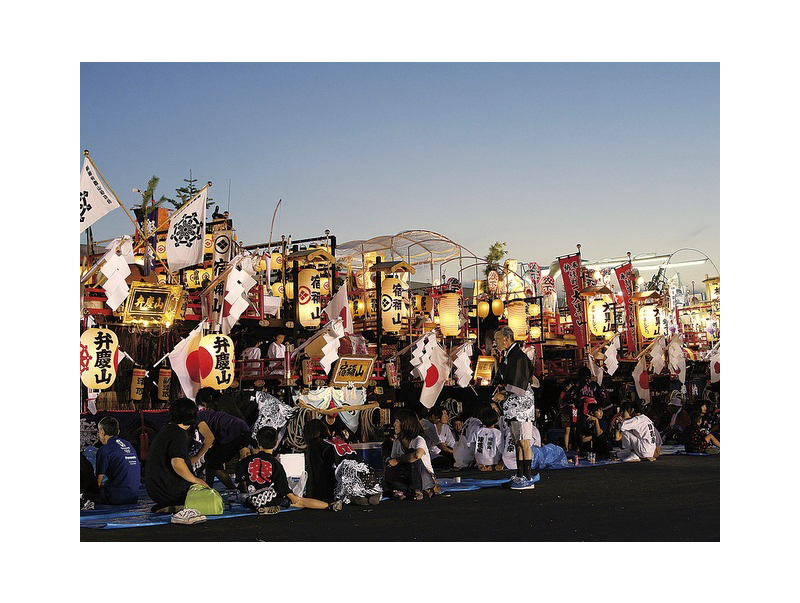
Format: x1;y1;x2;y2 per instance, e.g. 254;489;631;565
80;62;719;289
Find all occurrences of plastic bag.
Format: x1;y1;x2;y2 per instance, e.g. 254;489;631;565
185;484;224;515
531;444;569;470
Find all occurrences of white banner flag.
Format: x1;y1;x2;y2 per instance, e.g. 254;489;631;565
168;323;205;401
419;340;451;408
80;157;120;232
631;356;651;404
649;336;666;375
166;188;207;271
321;282;354;335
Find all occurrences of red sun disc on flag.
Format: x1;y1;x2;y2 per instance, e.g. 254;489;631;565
714;362;720;373
638;371;650;390
425;365;439;388
339;307;348;329
186;347;214;383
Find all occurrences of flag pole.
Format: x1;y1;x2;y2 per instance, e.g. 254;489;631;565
83;151;177;281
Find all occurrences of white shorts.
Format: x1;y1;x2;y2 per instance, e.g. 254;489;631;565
510;420;534;442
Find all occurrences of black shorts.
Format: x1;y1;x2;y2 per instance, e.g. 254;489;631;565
205;432;251;470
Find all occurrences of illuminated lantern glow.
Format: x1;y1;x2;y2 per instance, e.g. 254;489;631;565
588;299;614;337
439;293;462;336
477;300;490;318
491;299;504;317
529;325;542;340
320;276;331;296
271;252;284;272
638;305;663;340
507;301;528;341
381;277;405;333
130;367;146;401
271;282;284;299
80;328;120;390
528;303;541;317
157;368;172;401
199;333;235;390
285;280;295;300
298;268;321;327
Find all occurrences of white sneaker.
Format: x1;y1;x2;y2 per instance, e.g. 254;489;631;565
171;508;207;525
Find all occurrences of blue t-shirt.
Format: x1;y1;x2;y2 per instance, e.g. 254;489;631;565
96;436;141;504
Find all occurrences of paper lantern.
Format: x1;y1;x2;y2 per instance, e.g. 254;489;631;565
271;252;284;272
588;300;613;336
130;367;146;401
507;301;528;341
638;305;663;340
285;280;295;300
477;301;490;318
198;333;235;390
381;277;405;333
271;282;284;299
297;268;321;328
413;294;433;314
320;276;332;296
528;303;541;317
491;299;504;316
529;325;542;340
157;368;172;401
80;328;120;390
439;293;461;336
350;297;365;318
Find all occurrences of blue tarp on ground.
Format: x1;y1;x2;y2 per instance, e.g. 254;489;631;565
81;443;711;530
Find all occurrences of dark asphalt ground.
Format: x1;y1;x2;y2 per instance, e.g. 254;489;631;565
80;454;719;542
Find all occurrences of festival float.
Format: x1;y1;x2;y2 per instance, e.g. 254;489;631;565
80;152;720;460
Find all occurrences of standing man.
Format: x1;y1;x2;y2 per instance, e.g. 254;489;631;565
494;326;537;490
96;417;141;505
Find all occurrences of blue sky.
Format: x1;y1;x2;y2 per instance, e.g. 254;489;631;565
81;62;719;288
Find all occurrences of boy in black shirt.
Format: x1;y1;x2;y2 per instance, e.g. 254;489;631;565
236;426;343;515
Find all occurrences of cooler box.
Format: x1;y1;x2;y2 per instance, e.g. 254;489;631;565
349;442;384;471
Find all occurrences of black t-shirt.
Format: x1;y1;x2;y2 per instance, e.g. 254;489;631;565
579;416;610;440
305;437;358;500
144;423;194;507
235;451;291;501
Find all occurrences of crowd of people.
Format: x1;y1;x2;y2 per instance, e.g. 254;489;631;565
80;331;720;520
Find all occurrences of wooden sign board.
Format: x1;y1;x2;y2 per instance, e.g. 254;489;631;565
473;355;496;385
330;355;376;387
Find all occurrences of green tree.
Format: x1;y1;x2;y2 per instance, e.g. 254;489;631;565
484;241;508;276
130;175;174;216
172;169;213;209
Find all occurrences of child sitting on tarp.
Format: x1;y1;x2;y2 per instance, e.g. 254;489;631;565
684;412;721;454
471;408;504;471
236;426;343;515
615;401;662;462
452;413;484;470
303;419;382;506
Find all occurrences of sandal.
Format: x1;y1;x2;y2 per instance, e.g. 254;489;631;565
391;490;407;500
412;490;424;501
257;506;280;515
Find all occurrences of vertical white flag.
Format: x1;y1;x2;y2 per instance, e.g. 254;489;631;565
709;349;720;383
166;188;207;271
321;283;354;335
80;157;120;232
419;340;451;409
168;323;205;401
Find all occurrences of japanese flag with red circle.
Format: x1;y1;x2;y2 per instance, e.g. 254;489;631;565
710;350;720;383
167;323;205;401
419;340;452;409
631;356;651;404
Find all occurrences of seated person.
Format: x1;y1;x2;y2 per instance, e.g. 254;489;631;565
427;408;456;469
578;402;613;459
241;339;263;377
236;426;342;514
471;408;504;471
192;388;252;489
615;401;661;462
662;397;691;443
452;414;484;469
80;451;99;509
145;398;209;513
95;417;141;504
303;419;381;506
384;409;441;500
684;412;721;453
